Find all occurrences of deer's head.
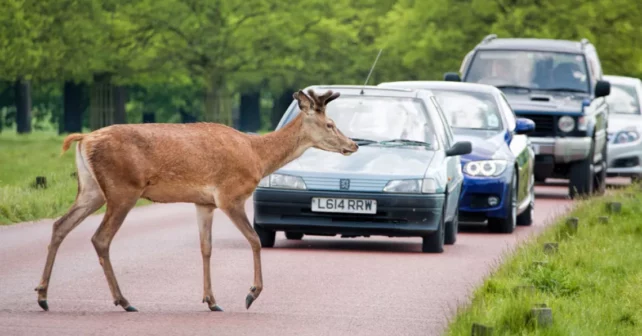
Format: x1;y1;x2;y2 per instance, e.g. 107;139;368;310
293;89;358;156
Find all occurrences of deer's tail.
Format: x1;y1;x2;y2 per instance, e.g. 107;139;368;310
61;133;86;155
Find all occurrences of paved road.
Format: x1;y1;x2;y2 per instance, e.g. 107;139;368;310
0;180;625;336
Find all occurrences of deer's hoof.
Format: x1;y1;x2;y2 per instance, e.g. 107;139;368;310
209;304;224;312
124;305;138;312
38;300;49;311
245;293;256;310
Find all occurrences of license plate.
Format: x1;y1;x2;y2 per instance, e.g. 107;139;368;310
311;197;377;214
532;144;540;155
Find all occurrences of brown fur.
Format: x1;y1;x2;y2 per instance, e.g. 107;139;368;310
34;89;358;312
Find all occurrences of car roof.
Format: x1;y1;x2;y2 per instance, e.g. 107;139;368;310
603;75;642;86
476;38;586;54
378;80;500;95
303;85;427;98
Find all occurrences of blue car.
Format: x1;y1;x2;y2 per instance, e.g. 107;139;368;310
379;81;536;233
253;85;472;253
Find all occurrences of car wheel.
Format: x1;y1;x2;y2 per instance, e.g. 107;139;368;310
517;174;535;226
422;198;446;253
253;221;275;248
444;207;458;245
285;232;304;240
488;172;517;233
593;144;607;196
569;140;595;199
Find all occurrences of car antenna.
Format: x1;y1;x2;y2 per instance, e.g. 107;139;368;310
360;48;383;95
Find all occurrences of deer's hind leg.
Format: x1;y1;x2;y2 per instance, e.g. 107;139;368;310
196;204;223;312
91;187;140;312
35;144;105;311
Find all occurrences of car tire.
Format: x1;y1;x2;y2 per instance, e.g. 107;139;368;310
422;198;446;253
488;172;517;233
285;232;304;240
517;174;535;226
253;221;276;248
593;143;607;196
444;207;458;245
569;140;595;199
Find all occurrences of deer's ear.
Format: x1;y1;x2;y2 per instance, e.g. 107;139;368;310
293;90;313;112
325;91;340;105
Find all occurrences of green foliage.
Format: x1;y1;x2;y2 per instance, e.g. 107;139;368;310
445;187;642;335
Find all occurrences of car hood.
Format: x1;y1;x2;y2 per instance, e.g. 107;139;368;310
503;91;587;115
608;114;642;133
277;145;435;179
453;129;508;163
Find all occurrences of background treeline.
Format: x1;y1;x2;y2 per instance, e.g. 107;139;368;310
1;0;640;134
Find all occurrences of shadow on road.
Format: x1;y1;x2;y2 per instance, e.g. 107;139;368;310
273;238;422;254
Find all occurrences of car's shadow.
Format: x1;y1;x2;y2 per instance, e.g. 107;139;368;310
272;238;423;254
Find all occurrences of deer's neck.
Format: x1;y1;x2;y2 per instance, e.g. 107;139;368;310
251;116;311;177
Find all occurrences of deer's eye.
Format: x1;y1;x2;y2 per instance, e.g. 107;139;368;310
326;123;333;129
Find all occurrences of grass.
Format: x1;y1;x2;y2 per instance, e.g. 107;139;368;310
0;130;150;225
445;186;642;336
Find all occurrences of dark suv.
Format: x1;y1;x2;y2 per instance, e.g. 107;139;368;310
444;34;611;198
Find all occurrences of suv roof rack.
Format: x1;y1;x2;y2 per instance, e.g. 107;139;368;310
480;34;497;45
580;38;590;49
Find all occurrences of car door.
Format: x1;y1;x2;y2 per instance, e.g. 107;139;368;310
498;92;533;205
429;96;462;220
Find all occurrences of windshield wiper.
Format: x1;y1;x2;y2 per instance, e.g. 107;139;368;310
378;139;431;147
350;137;377;145
496;85;532;92
542;87;588;93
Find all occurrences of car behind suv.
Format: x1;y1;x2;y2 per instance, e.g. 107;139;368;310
444;34;611;198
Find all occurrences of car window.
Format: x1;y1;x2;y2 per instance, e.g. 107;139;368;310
430;89;504;132
429;96;453;147
497;93;517;130
606;83;641;115
466;50;590;93
281;95;440;149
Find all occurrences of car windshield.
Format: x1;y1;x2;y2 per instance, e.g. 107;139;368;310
430;89;504;131
606;83;640;115
283;95;438;149
466;50;590;93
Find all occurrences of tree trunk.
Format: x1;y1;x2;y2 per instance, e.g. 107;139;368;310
62;81;85;133
203;75;231;125
113;85;127;124
142;112;156;123
239;90;261;132
271;89;295;129
89;74;114;130
15;78;32;134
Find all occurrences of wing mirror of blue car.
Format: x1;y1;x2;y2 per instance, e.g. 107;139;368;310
515;118;536;135
595;80;611;98
443;72;461;82
446;141;472;157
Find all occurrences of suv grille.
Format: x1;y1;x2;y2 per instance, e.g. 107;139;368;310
516;113;557;137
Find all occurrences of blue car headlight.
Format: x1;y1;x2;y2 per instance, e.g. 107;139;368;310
257;173;307;190
464;160;508;177
613;130;640;144
383;178;439;193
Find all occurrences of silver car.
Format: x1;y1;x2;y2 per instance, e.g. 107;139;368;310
603;75;642;181
252;85;472;253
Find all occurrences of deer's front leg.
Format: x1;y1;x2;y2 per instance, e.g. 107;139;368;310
195;205;223;312
221;202;263;310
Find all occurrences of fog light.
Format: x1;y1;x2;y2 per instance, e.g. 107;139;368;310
488;196;499;207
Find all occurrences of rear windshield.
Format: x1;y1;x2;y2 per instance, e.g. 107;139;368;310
606;83;641;115
430;89;504;131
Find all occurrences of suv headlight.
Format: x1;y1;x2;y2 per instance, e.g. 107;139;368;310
464;160;508;177
558;116;575;133
257;173;307;190
613;130;640;144
383;178;439;193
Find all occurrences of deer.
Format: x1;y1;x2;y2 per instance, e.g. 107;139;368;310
34;88;358;313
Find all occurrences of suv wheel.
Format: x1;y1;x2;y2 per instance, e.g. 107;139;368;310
488;172;517;233
569;140;595;199
253;221;276;248
593;143;607;195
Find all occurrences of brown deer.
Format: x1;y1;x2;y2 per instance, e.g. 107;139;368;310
34;89;358;313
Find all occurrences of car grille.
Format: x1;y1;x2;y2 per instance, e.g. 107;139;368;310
302;177;387;192
516;113;557;137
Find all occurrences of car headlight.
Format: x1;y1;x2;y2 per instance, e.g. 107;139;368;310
558;116;575;133
383;178;439;193
464;160;508;177
613;130;640;144
257;173;307;190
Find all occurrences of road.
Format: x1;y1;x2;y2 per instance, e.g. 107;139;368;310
0;180;626;336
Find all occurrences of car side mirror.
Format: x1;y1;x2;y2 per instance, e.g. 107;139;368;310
515;118;535;135
446;141;472;157
444;72;461;82
595;80;611;98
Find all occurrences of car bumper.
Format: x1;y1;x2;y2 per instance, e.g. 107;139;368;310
253;188;445;237
530;136;592;163
606;141;642;177
458;173;510;223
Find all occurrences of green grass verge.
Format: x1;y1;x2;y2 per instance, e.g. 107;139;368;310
445;186;642;336
0;130;150;225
